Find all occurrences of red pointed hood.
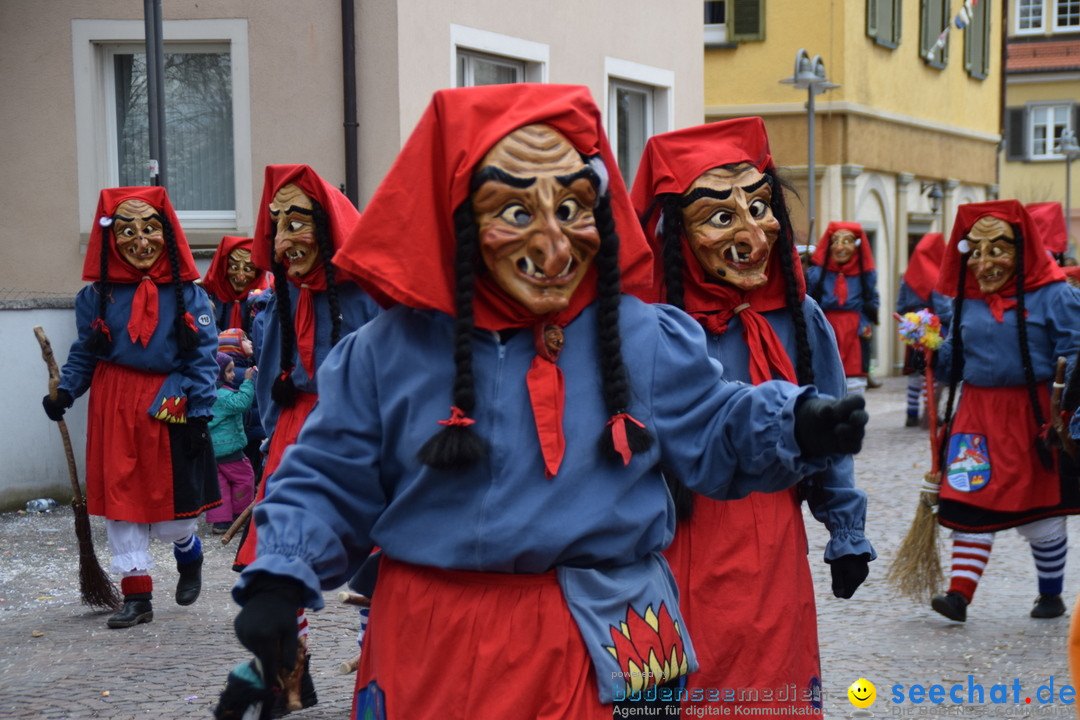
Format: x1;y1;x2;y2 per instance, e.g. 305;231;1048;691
332;84;653;317
810;221;875;275
83;186;198;284
201;235;268;302
251;164;360;273
1026;201;1068;255
629;117;803;308
936;200;1064;298
903;232;945;301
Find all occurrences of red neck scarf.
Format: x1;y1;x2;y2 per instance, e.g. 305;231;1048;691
288;262;328;378
474;271;598;478
680;243;798;385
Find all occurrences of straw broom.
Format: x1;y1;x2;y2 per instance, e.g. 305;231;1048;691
34;326;121;610
886;315;945;602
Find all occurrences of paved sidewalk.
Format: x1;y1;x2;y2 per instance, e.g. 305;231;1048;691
1;376;1077;719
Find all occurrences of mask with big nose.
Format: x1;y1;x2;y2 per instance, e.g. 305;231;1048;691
679;164;779;291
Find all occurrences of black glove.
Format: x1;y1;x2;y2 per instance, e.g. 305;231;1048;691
794;395;868;456
866;306;880;326
42;389;74;422
234;574;305;683
910;349;928;374
830;553;871;599
185;416;211;459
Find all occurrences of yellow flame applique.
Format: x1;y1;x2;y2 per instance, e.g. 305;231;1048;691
605;602;689;694
153;396;188;423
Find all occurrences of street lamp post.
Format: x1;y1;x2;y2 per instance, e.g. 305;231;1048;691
780;49;840;242
1056;130;1080;250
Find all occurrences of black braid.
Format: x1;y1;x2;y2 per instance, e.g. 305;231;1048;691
1064;344;1080;413
769;171;815;386
163;219;198;353
656;195;687;309
417;200;487;469
87;222;113;357
270;260;297;407
312;200;343;346
594;193;654;461
1013;229;1054;469
939;247;968;472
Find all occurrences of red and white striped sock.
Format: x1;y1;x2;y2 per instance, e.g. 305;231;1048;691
297;608;309;640
947;533;994;603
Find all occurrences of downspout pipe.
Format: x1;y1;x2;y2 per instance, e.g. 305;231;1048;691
342;0;359;207
144;0;168;188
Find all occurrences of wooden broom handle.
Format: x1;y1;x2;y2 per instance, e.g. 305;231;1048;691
33;326;85;503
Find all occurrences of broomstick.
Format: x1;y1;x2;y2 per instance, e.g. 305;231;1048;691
886;316;945;601
220;497;255;544
1049;356;1077;460
34;326;121;610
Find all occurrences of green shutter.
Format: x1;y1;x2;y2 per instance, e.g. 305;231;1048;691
867;0;879;38
965;0;990;78
1005;107;1027;162
727;0;765;42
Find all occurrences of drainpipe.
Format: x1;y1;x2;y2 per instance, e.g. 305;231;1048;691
342;0;359;207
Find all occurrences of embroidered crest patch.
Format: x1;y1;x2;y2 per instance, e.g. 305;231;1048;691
946;433;991;492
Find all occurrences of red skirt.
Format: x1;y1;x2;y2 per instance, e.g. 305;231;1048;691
823;310;864;377
663;487;820;711
939;383;1059;521
352;557;611;720
85;362;219;523
234;392;318;568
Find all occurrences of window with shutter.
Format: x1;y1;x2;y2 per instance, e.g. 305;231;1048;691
965;0;991;79
1005;108;1027;161
727;0;765;42
921;0;950;68
867;0;902;48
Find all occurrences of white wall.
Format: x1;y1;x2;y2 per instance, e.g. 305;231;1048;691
0;306;87;510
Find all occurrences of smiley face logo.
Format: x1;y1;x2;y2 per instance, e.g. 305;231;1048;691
848;678;876;709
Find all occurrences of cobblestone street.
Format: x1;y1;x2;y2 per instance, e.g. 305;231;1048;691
1;376;1078;719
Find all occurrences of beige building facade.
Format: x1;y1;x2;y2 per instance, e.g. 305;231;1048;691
0;0;702;509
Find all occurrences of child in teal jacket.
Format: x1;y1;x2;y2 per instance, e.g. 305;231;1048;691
207;352;256;533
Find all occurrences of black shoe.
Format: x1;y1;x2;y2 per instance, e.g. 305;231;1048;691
867;376;883;389
931;591;968;622
107;597;153;628
1031;594;1066;619
175;555;203;606
212;522;231;535
905;414;919;427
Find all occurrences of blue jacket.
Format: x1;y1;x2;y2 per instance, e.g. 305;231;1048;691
61;282;219;418
707;298;875;562
234;297;842;702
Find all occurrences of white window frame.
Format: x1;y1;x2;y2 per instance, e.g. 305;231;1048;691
457;49;525;87
72;19;253;236
449;25;548;88
704;0;728;44
604;59;675;187
1016;0;1045;34
1055;0;1080;30
1029;103;1073;160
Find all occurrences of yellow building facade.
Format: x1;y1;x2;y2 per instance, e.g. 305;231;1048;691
999;0;1080;253
702;0;1002;374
